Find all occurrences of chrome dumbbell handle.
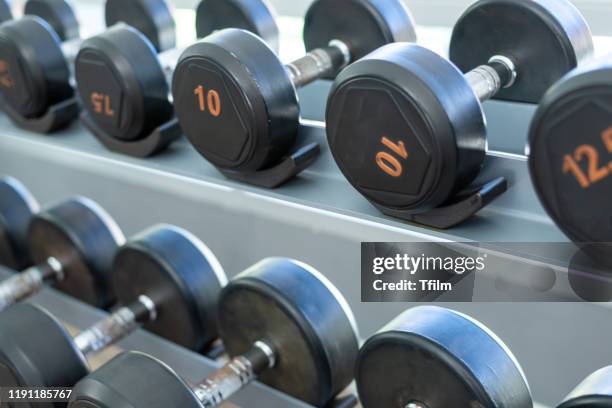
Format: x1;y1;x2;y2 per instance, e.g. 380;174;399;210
0;257;63;311
193;340;276;407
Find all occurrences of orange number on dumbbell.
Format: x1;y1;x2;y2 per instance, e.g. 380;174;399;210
375;137;409;178
0;60;14;89
91;92;114;117
194;85;221;117
563;127;612;189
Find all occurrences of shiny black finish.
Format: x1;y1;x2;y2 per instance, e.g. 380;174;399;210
450;0;593;104
0;17;72;119
173;29;298;172
75;26;172;142
327;44;486;212
529;55;612;267
304;0;416;79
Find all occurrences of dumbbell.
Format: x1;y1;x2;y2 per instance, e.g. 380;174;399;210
529;54;612;268
69;258;359;407
326;0;594;229
171;0;417;188
0;224;226;398
557;366;612;407
74;0;279;158
0;0;175;133
0;181;124;311
0;0;79;33
0;0;79;36
0;177;40;270
356;306;532;407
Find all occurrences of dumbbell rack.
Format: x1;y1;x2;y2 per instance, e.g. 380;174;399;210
0;81;610;408
0;268;310;407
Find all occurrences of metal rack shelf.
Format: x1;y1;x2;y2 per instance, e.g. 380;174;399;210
0;268;313;408
0;86;608;406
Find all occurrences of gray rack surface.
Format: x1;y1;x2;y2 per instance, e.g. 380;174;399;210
0;267;312;408
0;81;608;407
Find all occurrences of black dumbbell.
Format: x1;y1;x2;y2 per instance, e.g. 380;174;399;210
172;0;417;188
0;181;124;310
69;258;359;407
356;306;532;408
529;54;612;268
0;224;226;398
0;177;40;270
557;366;612;407
326;0;594;229
0;0;176;133
74;0;279;158
0;0;79;35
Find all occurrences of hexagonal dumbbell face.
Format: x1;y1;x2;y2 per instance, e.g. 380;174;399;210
327;44;486;212
530;56;612;266
76;26;173;142
328;0;593;217
76;0;281;149
0;17;73;119
0;0;176;129
173;0;416;178
356;306;532;408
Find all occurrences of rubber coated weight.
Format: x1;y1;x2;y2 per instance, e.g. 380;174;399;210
75;0;279;144
558;366;612;407
218;258;359;406
173;0;415;175
27;198;125;309
173;29;297;172
356;306;532;408
112;224;226;351
327;44;486;211
0;177;39;270
105;0;175;52
304;0;416;79
529;55;612;267
0;17;72;118
0;1;11;23
450;0;593;104
75;26;173;142
0;0;176;122
0;304;88;401
196;0;279;53
70;352;201;408
327;0;593;218
24;0;80;42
